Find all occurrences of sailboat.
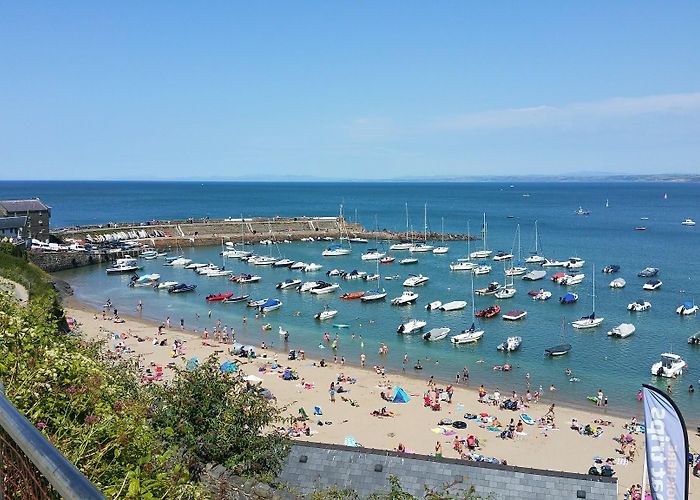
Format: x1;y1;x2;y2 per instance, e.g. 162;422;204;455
223;216;253;258
469;213;492;259
524;221;545;264
572;265;604;329
361;258;387;302
410;203;434;252
432;217;449;254
450;220;476;271
322;204;352;256
494;267;516;299
390;203;413;251
505;224;527;276
450;274;485;344
545;319;572;356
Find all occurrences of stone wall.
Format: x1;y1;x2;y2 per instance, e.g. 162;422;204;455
29;251;107;273
278;442;617;499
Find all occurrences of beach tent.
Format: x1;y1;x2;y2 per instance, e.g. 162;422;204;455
392;387;410;403
219;361;238;373
185;357;199;371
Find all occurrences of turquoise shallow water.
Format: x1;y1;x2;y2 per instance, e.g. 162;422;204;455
37;180;700;422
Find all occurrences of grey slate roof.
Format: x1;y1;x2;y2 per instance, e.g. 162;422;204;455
0;199;50;213
0;216;27;230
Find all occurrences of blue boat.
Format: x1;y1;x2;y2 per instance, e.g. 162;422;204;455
559;292;578;304
259;298;282;313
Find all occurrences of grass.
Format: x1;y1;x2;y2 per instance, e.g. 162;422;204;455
0;247;56;301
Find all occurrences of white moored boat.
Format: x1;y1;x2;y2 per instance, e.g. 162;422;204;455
361;249;386;261
628;300;651;312
541;259;567;268
440;300;467;311
399;257;418;265
391;291;419;306
156;281;178;289
607;323;635;338
290;261;308;270
564;257;585;269
309;282;340;294
522;270;546;281
314;308;339;321
472;263;492;275
423;327;450;341
273;258;295;267
502;309;527;321
524;221;545;263
643;280;662;291
276;279;302;290
297;281;320;293
322;244;351;257
497;336;522;351
450;324;484;344
609;278;626;289
651;353;686;378
106;257;140;274
560;273;585;286
425;300;442;311
450;260;476;271
677;301;699;315
304;263;323;272
397;319;427;334
403;274;429;287
469;213;492;259
681;219;696;226
572;266;603;329
361;289;387;302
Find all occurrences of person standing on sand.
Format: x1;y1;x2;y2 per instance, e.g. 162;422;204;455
597;389;603;407
463;366;469;383
435;441;442;458
360;353;366;367
166;316;171;329
180;318;185;330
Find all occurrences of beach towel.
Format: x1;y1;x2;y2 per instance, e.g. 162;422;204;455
344;436;361;447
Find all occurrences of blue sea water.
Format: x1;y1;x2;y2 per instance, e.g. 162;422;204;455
2;180;699;420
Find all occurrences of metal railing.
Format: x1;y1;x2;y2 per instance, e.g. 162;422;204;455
0;383;103;500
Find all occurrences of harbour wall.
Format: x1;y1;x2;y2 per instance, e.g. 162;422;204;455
29;251;108;273
279;442;617;499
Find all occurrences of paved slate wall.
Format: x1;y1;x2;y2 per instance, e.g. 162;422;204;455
279;442;617;499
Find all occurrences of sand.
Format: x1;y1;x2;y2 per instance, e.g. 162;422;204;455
64;298;700;499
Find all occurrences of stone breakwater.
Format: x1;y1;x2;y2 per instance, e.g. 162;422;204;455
54;216;477;248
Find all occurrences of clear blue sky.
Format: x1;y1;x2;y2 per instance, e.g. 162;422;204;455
1;2;699;180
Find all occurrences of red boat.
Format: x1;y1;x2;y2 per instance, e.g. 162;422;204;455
550;272;566;283
475;305;501;318
380;256;395;264
341;291;365;300
527;290;541;296
206;292;234;301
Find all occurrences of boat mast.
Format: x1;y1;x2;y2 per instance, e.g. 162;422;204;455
467;220;471;259
592;264;596;314
441;217;445;245
424;203;428;243
405;203;409;240
482;213;487;252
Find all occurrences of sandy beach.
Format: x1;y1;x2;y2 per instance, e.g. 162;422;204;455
64;297;700;499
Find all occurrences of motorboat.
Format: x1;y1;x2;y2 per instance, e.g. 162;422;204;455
165;257;192;267
559;292;578;304
607;323;636;338
425;300;442;311
494;286;516;299
349;237;368;243
164;254;183;263
628;300;651;312
206;292;234;302
259;298;283;313
304;263;323;272
440;300;467;311
545;344;571;356
450;260;476;271
635;226;647;231
185;262;208;269
290;261;308;270
681;219;696;226
156;281;178;289
475;305;500;318
475;282;500;296
399;257;419;265
363;273;380;281
397;319;427;334
361;249;386;261
326;268;343;277
129;273;160;287
314;309;339;321
251;256;278;266
423;327;450;341
273;258;295;267
472;264;492;275
564;257;585;269
391;291;419;305
433;246;449;254
688;332;700;345
342;270;366;280
196;264;219;275
403;274;429;287
140;250;158;259
533;290;552;301
502;310;527;321
450;324;484;344
522;270;546;281
524;254;545;264
492;251;513;262
247;298;269;308
677;301;699;315
497;336;522;351
638;267;659;278
609;278;626;289
409;242;434;253
276;279;302;289
297;281;321;293
602;265;620;274
360;289;387;302
541;259;567;268
168;283;197;294
550;271;566;284
206;269;233;277
380;256;395;264
106;257;140;274
643;279;662;291
651;353;686;378
309;282;340;294
340;291;365;300
560;273;585;286
505;264;528;277
300;237;315;242
222;294;249;303
322;244;351;257
384;275;401;280
575;206;590;216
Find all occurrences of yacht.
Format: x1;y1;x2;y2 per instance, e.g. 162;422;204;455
541;259;567;268
564;257;585;269
106;257;140;274
399;257;418;265
410;204;434;253
651;353;686;378
297;281;321;293
309;282;340;294
497;336;522;351
575;206;590;216
423;328;450;342
273;258;295;267
259;298;283;313
391;291;419;306
303;263;323;272
390;241;413;251
525;221;545;263
472;263;492;275
643;280;662;291
609;278;626;289
432;217;449;254
322;244;351;257
560;273;585;286
361;249;386;261
450;324;484;344
533;290;552;301
492;251;513;262
450;260;476;271
522;270;546;281
360;289;387;302
505;265;527;276
602;265;620;274
681;219;696;226
638;267;659;278
403;274;429;287
475;282;501;296
572;268;603;329
314;309;339;321
251;256;278;266
276;279;302;290
439;300;467;311
469;213;492;259
290;261;308;270
676;302;699;315
425;300;442;311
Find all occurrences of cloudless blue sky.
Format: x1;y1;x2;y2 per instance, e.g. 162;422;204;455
1;1;699;179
